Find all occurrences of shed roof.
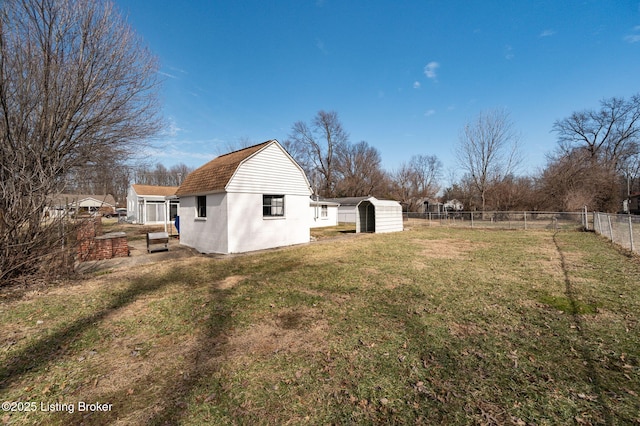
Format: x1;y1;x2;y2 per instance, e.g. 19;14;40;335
357;197;402;208
131;184;179;197
175;141;273;196
326;196;372;206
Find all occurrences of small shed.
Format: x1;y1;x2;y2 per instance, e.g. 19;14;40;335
310;197;340;228
356;197;403;233
175;140;312;254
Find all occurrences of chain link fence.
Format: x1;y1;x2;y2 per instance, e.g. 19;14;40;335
404;210;640;255
592;212;639;254
404;211;590;231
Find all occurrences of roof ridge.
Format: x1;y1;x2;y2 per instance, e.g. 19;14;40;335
216;140;273;158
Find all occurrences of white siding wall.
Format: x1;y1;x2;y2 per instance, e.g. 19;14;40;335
337;206;357;223
226;143;311;196
178;193;229;253
126;186;138;223
227;193;310;253
374;205;404;233
179;142;313;254
310;204;339;228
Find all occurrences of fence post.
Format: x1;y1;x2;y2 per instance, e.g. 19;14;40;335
583;206;588;230
524;211;527;230
629;215;635;252
607;214;614;242
471;212;474;228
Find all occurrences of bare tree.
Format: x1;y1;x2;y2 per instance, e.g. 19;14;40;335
133;162;193;187
389;155;442;211
0;0;161;283
553;95;640;174
551;94;640;210
334;141;386;197
539;148;620;212
409;154;442;201
285;110;349;196
389;163;416;211
456;109;521;214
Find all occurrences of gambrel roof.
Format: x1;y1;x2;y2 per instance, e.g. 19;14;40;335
175;141;273;196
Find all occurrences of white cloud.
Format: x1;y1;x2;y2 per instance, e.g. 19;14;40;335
424;62;439;80
504;45;514;60
158;71;178;79
625;34;640;43
624;26;640;43
413;81;421;89
161;117;184;137
424;109;436;117
539;29;556;38
316;39;328;55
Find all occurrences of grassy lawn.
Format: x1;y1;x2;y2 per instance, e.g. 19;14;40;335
1;226;639;425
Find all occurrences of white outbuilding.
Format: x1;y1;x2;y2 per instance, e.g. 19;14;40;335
126;184;179;225
355;197;404;233
175;140;312;254
310;198;340;228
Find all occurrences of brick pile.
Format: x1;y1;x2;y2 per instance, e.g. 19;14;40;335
77;217;129;262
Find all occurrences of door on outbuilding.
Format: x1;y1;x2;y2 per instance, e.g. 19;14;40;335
357;200;376;233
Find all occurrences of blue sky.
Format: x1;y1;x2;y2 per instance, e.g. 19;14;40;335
117;0;640;183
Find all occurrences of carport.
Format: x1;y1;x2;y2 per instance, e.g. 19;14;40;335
356;197;403;233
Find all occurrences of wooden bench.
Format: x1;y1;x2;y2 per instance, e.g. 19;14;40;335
146;232;169;253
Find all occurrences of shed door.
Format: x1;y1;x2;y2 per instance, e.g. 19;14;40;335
358;201;376;233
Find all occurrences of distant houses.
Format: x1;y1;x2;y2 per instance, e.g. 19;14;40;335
46;193;116;218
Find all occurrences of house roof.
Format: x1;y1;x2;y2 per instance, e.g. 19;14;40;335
131;184;179;197
49;194;116;207
175;141;273;196
310;197;340;207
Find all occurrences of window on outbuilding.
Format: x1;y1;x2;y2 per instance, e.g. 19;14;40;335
321;204;328;218
263;195;284;217
197;196;206;218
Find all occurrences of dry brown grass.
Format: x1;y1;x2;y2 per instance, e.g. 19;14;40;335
2;227;640;425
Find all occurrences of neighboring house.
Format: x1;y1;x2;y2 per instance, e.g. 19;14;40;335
625;193;640;214
310;197;340;228
444;199;464;212
126;184;179;225
46;194;116;218
419;199;444;214
175;140;312;254
355;197;404;233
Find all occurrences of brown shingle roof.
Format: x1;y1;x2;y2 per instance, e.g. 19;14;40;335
131;184;179;197
175;141;273;196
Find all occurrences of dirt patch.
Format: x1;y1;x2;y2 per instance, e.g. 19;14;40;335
216;275;247;290
225;308;328;360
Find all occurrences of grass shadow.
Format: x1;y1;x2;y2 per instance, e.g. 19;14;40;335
553;232;613;425
0;269;183;392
